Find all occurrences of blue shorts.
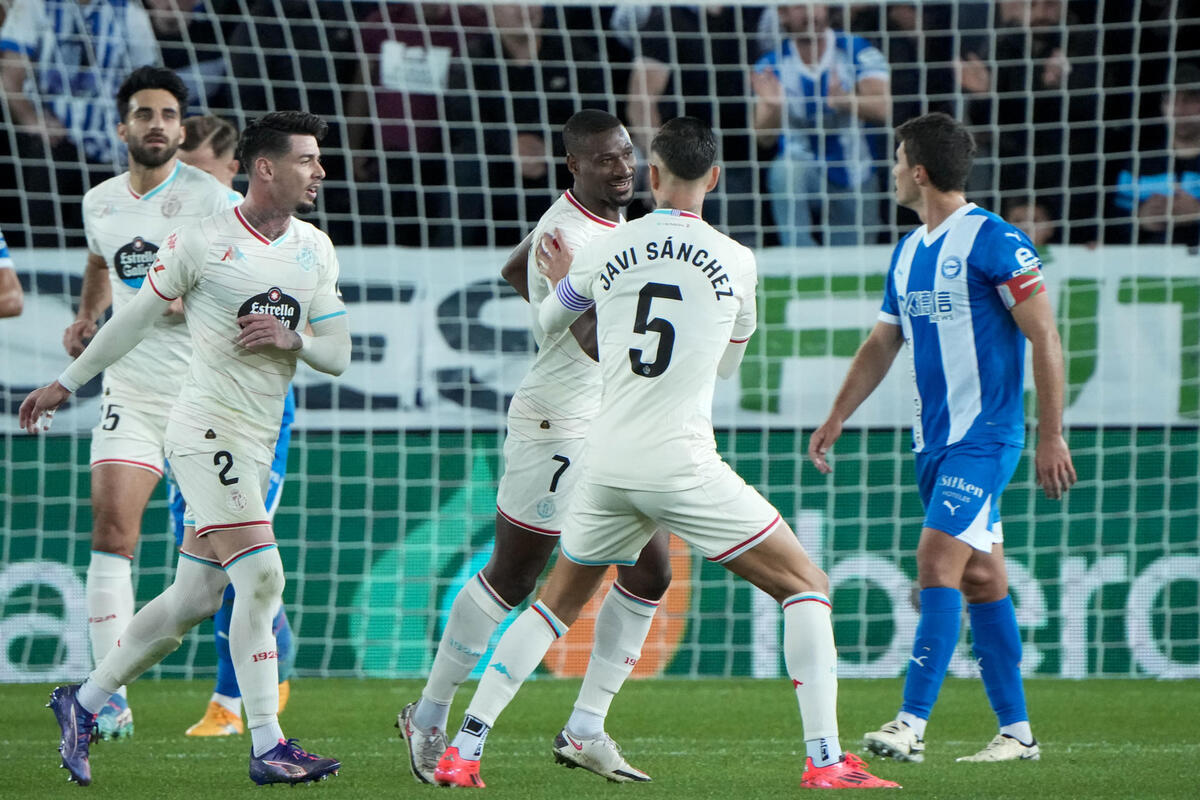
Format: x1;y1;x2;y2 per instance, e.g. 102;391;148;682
169;387;295;546
914;440;1022;552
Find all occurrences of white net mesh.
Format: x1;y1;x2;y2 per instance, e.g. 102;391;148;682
1;1;1198;682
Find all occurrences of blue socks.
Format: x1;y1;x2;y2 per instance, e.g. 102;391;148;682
213;583;295;697
213;584;239;697
900;587;962;720
968;596;1027;726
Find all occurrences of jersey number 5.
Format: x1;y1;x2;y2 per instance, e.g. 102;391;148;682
629;282;681;378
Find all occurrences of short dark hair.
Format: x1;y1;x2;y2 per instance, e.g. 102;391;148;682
116;66;189;122
895;112;976;192
650;117;715;181
237;111;328;173
180;115;239;159
562;109;624;157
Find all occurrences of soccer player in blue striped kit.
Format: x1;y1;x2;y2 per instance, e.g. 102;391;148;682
809;112;1076;764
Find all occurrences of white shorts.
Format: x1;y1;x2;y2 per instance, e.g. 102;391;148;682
166;427;271;537
560;460;781;566
89;387;170;477
495;436;586;535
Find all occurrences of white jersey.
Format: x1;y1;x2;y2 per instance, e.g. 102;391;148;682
506;190;621;439
554;209;757;491
82;161;240;397
148;206;345;461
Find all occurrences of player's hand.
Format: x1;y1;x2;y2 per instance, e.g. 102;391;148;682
807;418;843;474
535;228;572;286
163;298;185;317
235;313;301;352
18;381;71;434
1034;433;1076;500
62;319;97;357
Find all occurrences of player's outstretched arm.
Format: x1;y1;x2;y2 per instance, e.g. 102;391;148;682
63;253;112;356
808;321;903;473
22;282;169;432
1010;291;1077;500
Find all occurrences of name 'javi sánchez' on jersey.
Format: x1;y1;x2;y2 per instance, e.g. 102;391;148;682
597;236;735;300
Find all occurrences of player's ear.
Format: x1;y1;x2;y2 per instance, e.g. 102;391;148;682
566;152;579;177
648;164;660;191
704;165;720;193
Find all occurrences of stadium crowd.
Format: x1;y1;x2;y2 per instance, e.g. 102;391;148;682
1;0;1198;249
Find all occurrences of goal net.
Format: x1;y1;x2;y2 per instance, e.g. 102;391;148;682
1;1;1197;682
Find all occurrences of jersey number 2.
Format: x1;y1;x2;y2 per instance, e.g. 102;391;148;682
213;451;239;485
629;282;681;378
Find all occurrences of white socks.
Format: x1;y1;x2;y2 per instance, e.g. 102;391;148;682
223;545;286;755
416;573;511;732
85;555;228;712
897;711;927;738
782;592;842;766
87;551;134;690
567;584;659;738
453;601;567;759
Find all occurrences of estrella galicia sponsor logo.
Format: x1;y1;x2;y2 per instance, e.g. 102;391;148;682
113;237;159;288
238;287;301;329
940;255;963;279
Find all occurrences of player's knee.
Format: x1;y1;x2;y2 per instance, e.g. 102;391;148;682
90;517;137;557
233;552;285;605
616;561;672;601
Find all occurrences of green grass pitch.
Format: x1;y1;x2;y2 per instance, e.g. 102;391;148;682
1;678;1194;799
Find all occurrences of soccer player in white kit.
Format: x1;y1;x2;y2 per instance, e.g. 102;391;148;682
433;117;899;790
60;66;240;740
402;110;669;786
22;111;349;787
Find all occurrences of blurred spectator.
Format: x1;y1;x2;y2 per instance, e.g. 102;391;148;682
345;2;485;246
445;3;606;246
1108;62;1200;248
178;113;239;188
0;0;158;244
0;227;23;318
145;0;241;112
1003;195;1059;261
222;0;357;243
612;4;766;246
752;3;890;246
955;0;1101;219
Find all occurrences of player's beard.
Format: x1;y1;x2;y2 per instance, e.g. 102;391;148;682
295;199;317;215
127;138;179;169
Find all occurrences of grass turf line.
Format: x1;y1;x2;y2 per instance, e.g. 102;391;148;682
1;677;1194;799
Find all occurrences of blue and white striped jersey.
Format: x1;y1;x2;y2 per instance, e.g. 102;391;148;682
880;203;1046;453
754;28;889;188
0;0;157;165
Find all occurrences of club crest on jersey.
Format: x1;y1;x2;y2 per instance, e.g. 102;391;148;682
113;237;160;288
536;498;556;520
940;255;964;279
296;246;316;272
161;196;182;218
239;287;301;329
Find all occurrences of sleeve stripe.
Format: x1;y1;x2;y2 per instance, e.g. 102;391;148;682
555;276;594;312
729;336;751;344
878;311;901;325
310;310;347;324
146;272;176;301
